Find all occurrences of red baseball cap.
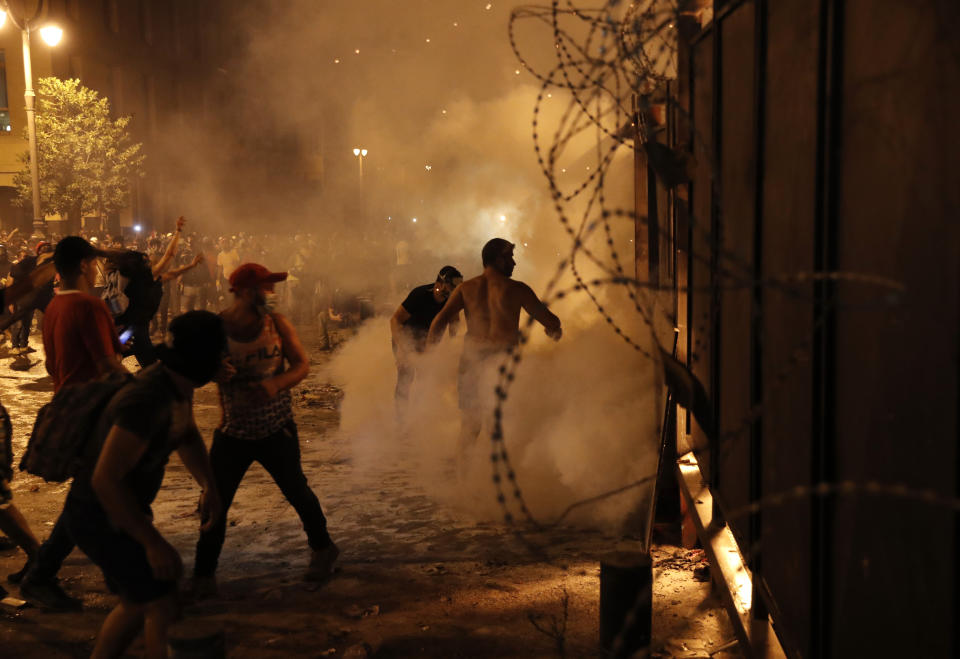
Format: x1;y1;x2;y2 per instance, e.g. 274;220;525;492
35;241;52;254
229;263;288;291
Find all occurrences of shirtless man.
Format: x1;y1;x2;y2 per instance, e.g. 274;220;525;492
427;238;561;456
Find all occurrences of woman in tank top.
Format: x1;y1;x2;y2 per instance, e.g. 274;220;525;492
191;263;338;596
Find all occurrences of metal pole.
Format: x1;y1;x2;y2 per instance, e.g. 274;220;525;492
21;27;42;237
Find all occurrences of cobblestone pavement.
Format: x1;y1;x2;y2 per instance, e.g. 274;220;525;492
0;329;739;658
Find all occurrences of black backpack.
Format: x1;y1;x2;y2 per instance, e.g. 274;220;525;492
20;372;132;482
107;251;164;327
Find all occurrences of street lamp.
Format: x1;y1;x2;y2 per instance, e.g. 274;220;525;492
0;1;64;237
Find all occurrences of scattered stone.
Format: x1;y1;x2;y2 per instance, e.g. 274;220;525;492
296;384;344;410
0;595;28;610
483;581;519;593
693;565;711;583
343;642;372;658
343;604;380;619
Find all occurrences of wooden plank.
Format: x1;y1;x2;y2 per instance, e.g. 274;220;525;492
676;454;788;659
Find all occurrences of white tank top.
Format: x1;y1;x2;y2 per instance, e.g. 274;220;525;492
218;314;293;440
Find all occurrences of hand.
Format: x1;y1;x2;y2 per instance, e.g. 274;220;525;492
252;378;280;401
213;358;236;384
145;536;183;581
546;325;562;341
192;253;204;266
176;216;186;232
198;487;222;533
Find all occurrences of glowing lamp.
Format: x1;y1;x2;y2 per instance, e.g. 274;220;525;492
40;25;63;47
361;149;368;157
0;11;6;29
133;224;142;233
353;148;361;156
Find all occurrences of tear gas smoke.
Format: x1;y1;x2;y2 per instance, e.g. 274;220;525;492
330;285;663;530
155;1;664;529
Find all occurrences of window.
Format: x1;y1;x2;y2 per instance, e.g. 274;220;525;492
0;52;10;133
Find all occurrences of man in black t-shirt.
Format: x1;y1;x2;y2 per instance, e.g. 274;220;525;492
61;311;225;658
390;266;463;405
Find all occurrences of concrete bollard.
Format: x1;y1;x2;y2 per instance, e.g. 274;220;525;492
600;551;652;658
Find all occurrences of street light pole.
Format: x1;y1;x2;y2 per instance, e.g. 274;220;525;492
0;0;63;238
21;27;40;236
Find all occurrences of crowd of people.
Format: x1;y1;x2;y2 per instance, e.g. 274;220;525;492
0;225;390;361
0;224;561;658
0;223;340;658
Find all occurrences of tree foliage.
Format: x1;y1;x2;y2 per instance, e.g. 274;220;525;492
14;77;145;221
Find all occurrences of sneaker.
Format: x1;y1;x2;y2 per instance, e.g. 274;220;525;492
22;346;36;354
7;557;33;584
19;577;82;611
306;542;340;581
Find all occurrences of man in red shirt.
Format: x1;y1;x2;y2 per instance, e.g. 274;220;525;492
43;237;126;391
15;237;129;610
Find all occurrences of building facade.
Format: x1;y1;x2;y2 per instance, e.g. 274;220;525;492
0;0;224;234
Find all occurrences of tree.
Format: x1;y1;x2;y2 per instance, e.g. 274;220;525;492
14;77;145;230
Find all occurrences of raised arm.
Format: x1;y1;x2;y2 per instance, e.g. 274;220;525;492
159;253;203;282
518;282;562;340
151;216;186;277
427;285;465;345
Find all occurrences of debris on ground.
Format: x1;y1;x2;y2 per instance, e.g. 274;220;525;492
343;642;373;658
296;383;344;410
693;565;711;583
342;604;380;620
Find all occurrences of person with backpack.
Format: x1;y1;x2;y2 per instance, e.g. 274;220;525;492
192;263;338;596
13;236;129;610
61;311;224;658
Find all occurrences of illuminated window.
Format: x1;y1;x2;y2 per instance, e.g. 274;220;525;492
0;52;10;134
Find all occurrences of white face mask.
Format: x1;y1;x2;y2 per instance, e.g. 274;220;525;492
260;291;279;313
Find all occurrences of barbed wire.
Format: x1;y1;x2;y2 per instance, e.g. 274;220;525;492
488;1;930;656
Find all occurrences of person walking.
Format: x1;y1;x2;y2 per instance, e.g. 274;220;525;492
192;263;338;596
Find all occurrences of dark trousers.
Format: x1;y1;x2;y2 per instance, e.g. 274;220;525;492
11;307;32;349
130;324;157;368
27;509;74;582
193;422;331;577
152;284;172;336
